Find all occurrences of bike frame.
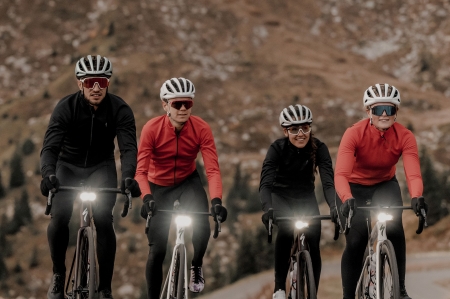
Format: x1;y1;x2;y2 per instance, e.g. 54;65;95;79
274;215;339;299
46;185;131;299
353;205;425;299
356;212;390;299
165;219;189;299
154;201;220;299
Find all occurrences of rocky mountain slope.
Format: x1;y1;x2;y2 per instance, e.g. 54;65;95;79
1;0;450;298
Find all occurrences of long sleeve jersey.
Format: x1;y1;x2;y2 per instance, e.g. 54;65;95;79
259;137;337;212
40;91;138;179
135;115;222;200
335;119;423;202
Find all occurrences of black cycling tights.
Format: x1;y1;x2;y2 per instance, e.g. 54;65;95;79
145;172;211;299
341;177;406;299
47;160;117;292
272;192;322;293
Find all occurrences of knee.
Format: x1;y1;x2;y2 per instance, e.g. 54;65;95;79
94;217;114;234
148;244;167;263
50;213;71;227
344;237;366;253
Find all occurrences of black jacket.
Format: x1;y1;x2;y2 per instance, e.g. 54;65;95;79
259;137;337;212
40;91;138;179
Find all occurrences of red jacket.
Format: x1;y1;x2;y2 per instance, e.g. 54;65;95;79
135;115;222;200
335;119;423;202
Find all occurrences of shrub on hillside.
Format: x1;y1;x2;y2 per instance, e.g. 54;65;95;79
0;172;5;198
5;189;32;234
420;147;449;225
21;138;35;156
9;152;25;188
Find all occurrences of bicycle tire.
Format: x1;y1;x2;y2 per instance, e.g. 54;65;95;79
356;249;370;299
378;240;400;299
74;227;97;299
296;250;316;299
169;244;186;299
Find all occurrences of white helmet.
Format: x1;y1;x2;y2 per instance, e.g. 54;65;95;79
160;77;195;101
279;105;313;127
75;55;113;78
363;83;400;108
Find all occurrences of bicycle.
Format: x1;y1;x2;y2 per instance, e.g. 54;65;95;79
145;200;221;299
268;213;339;299
344;205;427;299
45;185;132;299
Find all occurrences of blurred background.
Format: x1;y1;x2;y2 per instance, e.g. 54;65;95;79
1;0;450;298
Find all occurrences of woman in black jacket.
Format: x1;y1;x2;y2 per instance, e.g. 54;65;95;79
259;104;339;299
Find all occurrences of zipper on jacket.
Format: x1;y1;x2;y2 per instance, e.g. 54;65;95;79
174;129;180;184
84;110;95;167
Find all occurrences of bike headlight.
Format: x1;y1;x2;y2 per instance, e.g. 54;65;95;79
80;192;96;202
175;215;192;227
377;212;393;222
295;221;308;229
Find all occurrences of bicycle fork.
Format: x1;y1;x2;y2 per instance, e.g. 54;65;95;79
163;222;188;299
366;219;387;299
374;220;388;299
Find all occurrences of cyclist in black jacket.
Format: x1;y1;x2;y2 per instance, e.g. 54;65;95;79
259;104;339;299
40;55;141;299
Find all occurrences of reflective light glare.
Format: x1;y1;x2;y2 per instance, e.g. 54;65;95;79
80;192;96;201
377;212;393;222
175;215;192;227
295;221;309;229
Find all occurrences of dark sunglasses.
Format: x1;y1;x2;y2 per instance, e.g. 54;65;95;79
80;77;110;89
371;105;397;116
170;100;194;110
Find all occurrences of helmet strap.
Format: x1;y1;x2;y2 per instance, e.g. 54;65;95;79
370;117;373;125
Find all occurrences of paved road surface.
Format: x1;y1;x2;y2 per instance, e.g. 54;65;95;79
197;251;450;299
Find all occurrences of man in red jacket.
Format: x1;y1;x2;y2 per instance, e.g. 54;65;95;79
135;77;227;299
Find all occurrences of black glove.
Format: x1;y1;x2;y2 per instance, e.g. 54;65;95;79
411;196;428;216
140;194;155;219
340;198;355;218
211;198;227;223
121;177;142;197
40;175;60;196
330;206;339;224
261;208;273;231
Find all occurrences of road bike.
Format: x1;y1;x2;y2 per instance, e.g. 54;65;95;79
344;205;427;299
145;200;221;299
268;213;339;299
45;185;132;299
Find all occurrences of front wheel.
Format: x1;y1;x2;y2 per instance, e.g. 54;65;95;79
296;250;317;299
378;240;400;299
168;244;186;299
75;227;97;299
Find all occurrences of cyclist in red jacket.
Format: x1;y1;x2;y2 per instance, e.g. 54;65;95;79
335;83;428;299
135;77;227;299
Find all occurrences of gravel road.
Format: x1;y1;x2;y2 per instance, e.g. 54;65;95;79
196;251;450;299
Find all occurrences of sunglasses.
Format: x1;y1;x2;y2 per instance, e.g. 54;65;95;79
80;77;110;89
371;105;397;116
170;100;194;110
287;124;312;135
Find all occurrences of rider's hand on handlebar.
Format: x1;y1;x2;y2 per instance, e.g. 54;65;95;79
411;196;428;216
261;208;273;231
121;177;142;197
340;198;355;218
330;206;339;224
211;198;227;223
40;174;60;196
141;194;155;219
